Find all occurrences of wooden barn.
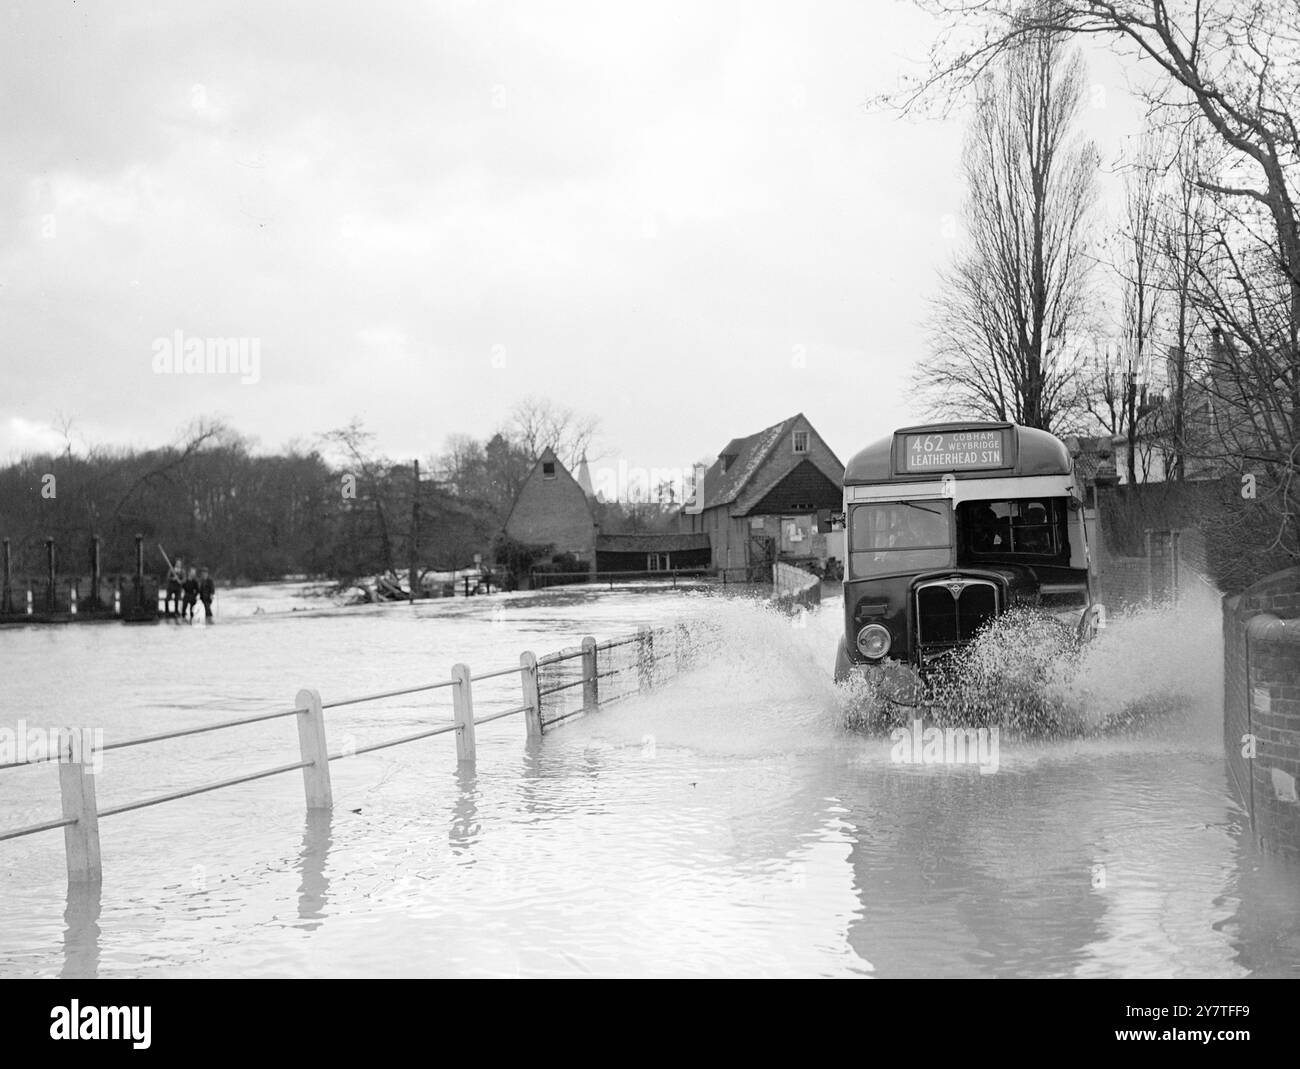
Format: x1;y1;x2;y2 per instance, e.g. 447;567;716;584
680;413;844;574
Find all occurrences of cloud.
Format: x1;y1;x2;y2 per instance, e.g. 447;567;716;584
0;416;67;460
0;0;1145;471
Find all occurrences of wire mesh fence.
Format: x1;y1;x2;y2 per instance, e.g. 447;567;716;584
537;620;722;730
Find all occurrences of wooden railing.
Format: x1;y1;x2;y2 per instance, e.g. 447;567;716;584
0;625;701;885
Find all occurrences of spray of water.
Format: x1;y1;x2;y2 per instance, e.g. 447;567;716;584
589;582;1222;751
1055;584;1224;740
833;584;1224;740
591;592;844;755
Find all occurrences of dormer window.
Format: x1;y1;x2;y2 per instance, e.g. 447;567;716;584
543;462;556;479
721;454;737;473
793;430;809;454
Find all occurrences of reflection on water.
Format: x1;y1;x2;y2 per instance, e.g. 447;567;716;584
61;880;101;980
449;765;482;854
297;810;332;931
0;583;1296;976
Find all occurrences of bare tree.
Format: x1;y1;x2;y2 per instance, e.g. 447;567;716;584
920;26;1098;434
897;0;1300;561
108;417;227;525
321;419;397;577
1083;338;1126;437
507;396;600;470
1103;135;1164;485
434;433;486;498
1152;136;1215;481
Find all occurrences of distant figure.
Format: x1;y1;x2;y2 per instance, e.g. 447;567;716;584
165;558;184;617
198;569;215;620
182;568;199;619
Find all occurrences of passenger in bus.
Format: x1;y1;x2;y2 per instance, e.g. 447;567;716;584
971;506;1002;552
1021;503;1051;553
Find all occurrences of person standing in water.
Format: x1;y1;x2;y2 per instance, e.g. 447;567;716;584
182;568;199;620
198;568;215;620
165;557;184;617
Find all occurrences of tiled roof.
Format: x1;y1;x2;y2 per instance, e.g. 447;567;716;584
696;416;796;510
596;532;711;553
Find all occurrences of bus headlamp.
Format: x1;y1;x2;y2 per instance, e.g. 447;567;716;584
856;623;892;660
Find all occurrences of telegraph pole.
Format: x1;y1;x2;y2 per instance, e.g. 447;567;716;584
409;459;419;605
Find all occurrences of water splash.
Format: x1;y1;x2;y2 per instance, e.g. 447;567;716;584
590;592;844;755
1057;584;1223;742
587;582;1223;749
833;585;1224;740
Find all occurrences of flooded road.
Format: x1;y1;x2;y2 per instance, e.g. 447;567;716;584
1;583;1297;977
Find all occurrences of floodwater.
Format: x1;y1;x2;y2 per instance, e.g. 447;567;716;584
0;581;1297;978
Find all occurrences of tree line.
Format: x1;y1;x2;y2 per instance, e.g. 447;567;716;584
0;397;657;587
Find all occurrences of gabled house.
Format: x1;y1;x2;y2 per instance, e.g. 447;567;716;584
503;447;715;583
680;413;844;574
503;447;598;571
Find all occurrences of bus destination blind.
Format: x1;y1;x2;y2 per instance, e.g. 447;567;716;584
899;429;1006;472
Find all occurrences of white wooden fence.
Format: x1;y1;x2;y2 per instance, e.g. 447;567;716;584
0;623;713;885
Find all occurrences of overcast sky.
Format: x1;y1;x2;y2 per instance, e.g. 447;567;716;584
1;0;1146;477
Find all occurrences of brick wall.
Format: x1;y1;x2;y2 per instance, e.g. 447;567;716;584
1096;555;1150;610
1092;515;1150;609
1223;568;1300;862
1092;525;1218;611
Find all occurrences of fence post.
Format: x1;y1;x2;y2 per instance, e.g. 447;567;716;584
637;627;655;693
452;663;476;764
582;636;598;710
90;535;101;610
1171;529;1181;601
58;734;101;883
1144;529;1153;602
134;533;145;608
46;537;56;612
294;688;333;809
520;651;542;739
